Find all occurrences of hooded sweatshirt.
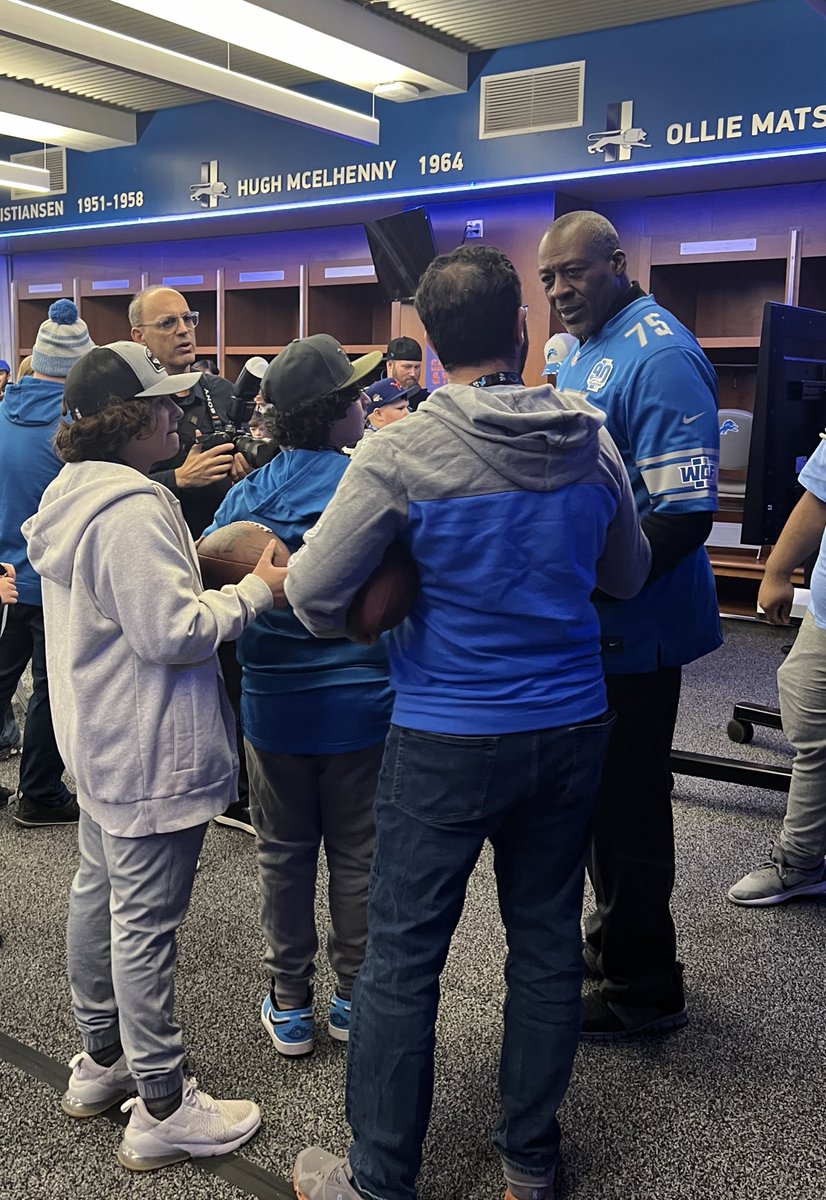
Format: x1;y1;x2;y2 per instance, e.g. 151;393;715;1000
0;377;66;604
286;383;651;735
204;448;392;755
23;462;274;837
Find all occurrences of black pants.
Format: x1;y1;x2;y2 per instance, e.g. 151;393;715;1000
0;603;70;806
584;666;683;1008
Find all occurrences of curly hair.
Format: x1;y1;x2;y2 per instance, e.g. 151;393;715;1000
269;388;357;450
54;397;158;463
415;243;522;372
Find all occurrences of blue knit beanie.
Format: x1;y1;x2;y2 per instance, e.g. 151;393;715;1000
31;300;95;378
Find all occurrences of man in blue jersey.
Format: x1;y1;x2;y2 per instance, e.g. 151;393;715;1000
538;211;722;1040
285;243;651;1200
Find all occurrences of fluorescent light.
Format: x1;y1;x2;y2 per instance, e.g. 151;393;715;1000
0;0;379;143
0;79;136;152
0;158;51;193
104;0;466;96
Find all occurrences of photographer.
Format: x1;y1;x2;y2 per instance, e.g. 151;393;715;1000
130;286;250;539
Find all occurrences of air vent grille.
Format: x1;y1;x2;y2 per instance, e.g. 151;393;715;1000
9;146;67;200
480;61;585;139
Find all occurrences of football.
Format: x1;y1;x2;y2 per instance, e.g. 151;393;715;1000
197;521;290;588
346;541;419;642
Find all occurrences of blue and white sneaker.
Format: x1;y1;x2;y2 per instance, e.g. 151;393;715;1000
261;991;314;1057
327;993;351;1042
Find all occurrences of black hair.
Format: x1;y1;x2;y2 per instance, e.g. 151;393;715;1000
54;397;157;463
414;244;522;371
270;387;357;450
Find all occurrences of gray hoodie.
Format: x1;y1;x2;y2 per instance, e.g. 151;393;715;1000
286;382;651;736
23;462;273;837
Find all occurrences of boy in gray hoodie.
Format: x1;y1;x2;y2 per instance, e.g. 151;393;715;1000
23;342;287;1173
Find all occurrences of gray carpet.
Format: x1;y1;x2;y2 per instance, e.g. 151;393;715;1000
2;619;826;1200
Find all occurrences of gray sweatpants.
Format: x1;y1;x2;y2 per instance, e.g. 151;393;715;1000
245;739;382;1009
777;611;826;868
67;808;206;1100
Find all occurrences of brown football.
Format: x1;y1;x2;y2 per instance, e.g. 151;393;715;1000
197;521;290;588
346;541;419;642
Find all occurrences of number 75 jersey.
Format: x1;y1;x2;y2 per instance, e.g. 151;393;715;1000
556;291;721;673
556;292;719;519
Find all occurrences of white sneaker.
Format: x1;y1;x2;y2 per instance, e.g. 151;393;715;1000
117;1078;261;1171
61;1051;135;1118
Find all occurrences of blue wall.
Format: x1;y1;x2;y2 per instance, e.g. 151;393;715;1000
1;0;825;238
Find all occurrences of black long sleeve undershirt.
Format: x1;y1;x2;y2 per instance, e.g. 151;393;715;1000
641;509;714;581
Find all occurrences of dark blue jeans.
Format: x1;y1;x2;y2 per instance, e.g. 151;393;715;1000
346;715;615;1200
0;602;70;805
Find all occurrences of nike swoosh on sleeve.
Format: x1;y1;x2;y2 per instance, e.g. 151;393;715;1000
682;412;705;424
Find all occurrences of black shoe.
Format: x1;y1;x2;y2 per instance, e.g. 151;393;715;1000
212;801;254;835
580;990;687;1042
0;741;21;763
582;942;602;981
13;794;80;828
0;785;13;809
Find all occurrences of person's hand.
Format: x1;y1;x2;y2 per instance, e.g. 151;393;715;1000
0;563;18;606
252;542;289;607
758;571;794;624
230;452;253;484
174;441;234;489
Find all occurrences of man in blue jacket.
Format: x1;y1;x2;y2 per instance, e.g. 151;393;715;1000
285;245;651;1200
0;300;95;827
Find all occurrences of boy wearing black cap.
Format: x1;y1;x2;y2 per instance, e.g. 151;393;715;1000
202;333;393;1058
23;342;287;1172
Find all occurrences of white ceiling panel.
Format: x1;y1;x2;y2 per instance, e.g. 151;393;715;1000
0;0;765;124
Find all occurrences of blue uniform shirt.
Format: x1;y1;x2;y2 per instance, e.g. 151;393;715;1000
556;291;723;673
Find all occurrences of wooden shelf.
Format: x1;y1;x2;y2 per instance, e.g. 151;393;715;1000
649;258;786;341
698;336;760;349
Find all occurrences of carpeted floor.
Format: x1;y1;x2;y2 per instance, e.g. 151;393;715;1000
2;618;825;1200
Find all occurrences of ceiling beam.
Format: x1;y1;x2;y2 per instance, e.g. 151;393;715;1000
0;0;380;144
0;78;136;151
104;0;467;97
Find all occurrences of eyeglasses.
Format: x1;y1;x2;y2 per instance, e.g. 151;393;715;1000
136;311;200;333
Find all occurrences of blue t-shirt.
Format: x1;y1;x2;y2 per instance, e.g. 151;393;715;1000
556;292;722;673
797;437;826;628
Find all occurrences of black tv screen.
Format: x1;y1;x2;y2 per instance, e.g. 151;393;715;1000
742;302;826;545
364;208;437;302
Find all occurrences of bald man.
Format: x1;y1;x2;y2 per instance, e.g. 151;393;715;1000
538;212;722;1040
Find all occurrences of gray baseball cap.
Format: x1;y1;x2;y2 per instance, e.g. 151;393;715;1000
64;341;202;419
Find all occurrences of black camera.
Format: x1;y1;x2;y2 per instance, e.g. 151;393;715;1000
199;357;278;469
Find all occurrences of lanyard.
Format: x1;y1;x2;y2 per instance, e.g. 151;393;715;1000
469;372;523;388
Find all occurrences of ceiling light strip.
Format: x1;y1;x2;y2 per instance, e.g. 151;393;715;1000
2;141;825;240
0;0;379;144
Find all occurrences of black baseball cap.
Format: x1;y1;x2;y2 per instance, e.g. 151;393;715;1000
262;334;383;413
385;337;422;362
64;342;201;420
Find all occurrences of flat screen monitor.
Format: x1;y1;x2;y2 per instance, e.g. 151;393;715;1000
742;302;826;545
364;208;437;302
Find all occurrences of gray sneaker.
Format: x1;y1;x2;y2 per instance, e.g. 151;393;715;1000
504;1161;556;1200
293;1147;363;1199
728;850;826;906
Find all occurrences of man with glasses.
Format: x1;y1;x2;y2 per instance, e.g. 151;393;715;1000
130;286;245;540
